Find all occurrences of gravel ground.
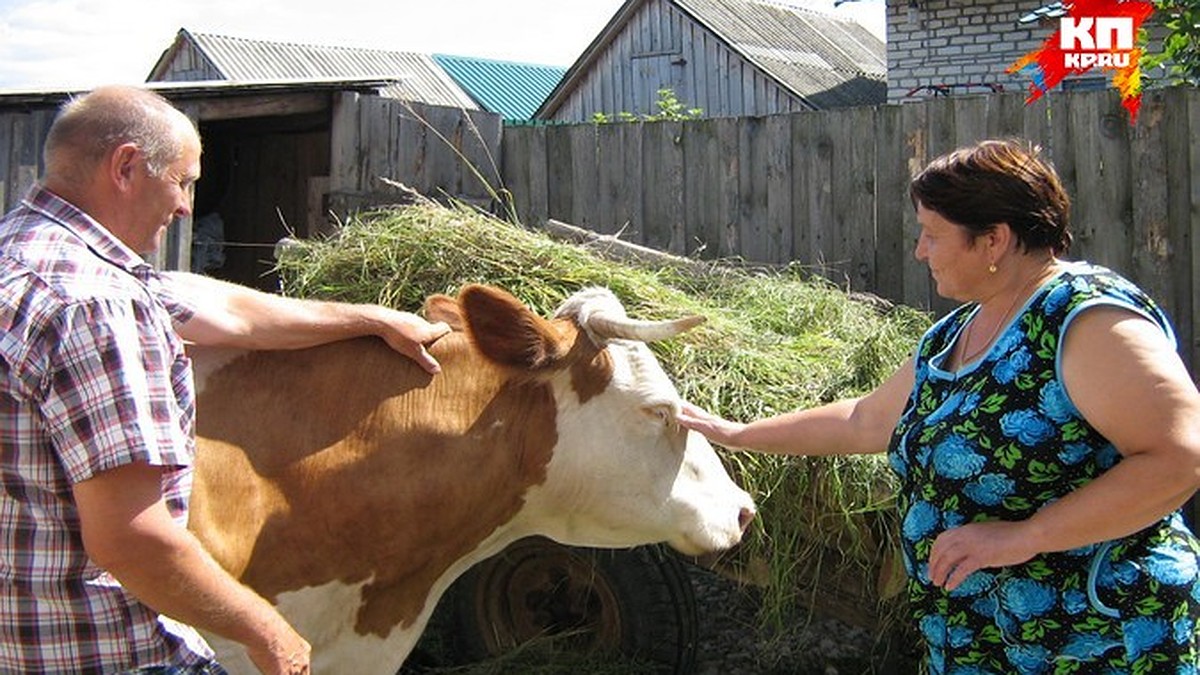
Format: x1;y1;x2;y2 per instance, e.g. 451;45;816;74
405;557;920;674
687;565;917;675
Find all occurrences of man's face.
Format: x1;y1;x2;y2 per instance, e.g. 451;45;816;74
126;131;201;255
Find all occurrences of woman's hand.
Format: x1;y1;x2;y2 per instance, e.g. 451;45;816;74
676;401;748;448
928;520;1039;591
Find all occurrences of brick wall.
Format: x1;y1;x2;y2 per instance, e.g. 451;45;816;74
885;0;1099;102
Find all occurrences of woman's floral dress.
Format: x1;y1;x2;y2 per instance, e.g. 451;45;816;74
888;262;1200;674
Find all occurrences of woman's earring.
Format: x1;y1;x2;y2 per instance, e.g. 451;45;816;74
988;263;997;273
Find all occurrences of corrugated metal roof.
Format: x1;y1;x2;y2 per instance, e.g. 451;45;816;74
676;0;886;109
432;54;565;121
149;30;479;110
539;0;886;117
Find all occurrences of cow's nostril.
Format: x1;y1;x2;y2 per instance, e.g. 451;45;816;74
738;506;755;532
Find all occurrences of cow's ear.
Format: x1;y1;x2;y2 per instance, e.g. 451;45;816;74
423;294;466;332
459;284;566;371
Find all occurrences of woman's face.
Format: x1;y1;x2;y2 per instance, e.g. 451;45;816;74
913;202;990;303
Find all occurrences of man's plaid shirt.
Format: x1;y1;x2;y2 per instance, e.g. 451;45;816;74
0;186;214;672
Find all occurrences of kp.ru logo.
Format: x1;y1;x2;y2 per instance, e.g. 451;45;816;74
1060;16;1135;68
1007;0;1154;123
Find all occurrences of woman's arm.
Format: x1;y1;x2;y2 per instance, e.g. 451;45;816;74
677;358;915;457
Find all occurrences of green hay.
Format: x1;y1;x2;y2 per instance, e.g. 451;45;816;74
274;199;931;650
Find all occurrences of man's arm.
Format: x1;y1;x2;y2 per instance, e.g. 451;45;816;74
165;272;450;373
73;462;310;675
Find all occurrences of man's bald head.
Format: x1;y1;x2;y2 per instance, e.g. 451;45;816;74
43;85;200;191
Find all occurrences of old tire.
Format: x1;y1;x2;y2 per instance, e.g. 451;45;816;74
446;536;698;674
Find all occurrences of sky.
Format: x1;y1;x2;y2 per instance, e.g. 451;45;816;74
0;0;886;91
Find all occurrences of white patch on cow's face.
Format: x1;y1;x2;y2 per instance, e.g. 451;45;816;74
523;339;754;555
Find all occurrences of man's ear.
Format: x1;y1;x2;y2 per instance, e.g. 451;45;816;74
109;143;140;191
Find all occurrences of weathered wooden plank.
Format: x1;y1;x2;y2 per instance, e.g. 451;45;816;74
595;122;624;235
737;115;768;262
831;105;876;292
1012;91;1052;149
985;90;1030;139
420;103;464;200
873;103;907;305
1067;89;1133;274
682;117;721;258
714;116;740;257
196;93;329;122
925;95;959;164
544;125;574;226
641;120;684;254
360;97;391;195
789;111;815;272
328;92;362;196
900;100;933;311
500;126;538;225
523;126;550;228
618;122;645;244
1161;86;1198;374
792;109;837;284
391;98;424;195
461;108;502;203
570;124;599;230
762;114;793;265
1129;89;1175;323
1044;91;1076;226
951;95;989;147
388;99;408;198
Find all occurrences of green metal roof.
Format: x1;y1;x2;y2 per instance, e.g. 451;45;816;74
432;54;566;121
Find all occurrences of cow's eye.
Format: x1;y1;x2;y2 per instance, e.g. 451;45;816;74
642;404;673;426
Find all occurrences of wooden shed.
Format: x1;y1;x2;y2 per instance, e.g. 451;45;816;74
0;80;500;291
147;29;480;110
537;0;887;122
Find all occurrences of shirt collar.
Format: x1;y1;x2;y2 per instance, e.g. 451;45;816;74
22;184;153;275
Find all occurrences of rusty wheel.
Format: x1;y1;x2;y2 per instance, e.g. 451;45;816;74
445;536;698;674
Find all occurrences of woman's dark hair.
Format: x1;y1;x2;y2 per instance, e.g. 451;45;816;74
909;139;1073;254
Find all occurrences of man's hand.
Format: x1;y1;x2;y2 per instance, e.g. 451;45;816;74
246;624;311;675
375;310;451;375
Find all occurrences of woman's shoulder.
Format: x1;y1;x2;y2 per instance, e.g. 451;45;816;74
1048;261;1174;344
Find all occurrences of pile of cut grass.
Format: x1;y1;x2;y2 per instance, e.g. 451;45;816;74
274;198;930;656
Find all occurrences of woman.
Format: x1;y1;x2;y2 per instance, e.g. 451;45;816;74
678;139;1200;672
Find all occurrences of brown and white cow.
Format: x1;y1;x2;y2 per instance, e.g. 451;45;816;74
187;284;755;674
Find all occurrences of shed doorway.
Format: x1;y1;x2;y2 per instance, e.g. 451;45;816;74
192;112;331;291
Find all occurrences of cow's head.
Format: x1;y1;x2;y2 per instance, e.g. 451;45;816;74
426;285;755;556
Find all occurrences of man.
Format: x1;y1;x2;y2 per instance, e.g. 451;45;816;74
0;85;450;674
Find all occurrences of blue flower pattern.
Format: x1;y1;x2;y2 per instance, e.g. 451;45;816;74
886;264;1200;671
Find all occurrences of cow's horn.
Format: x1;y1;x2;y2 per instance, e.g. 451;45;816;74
586;313;706;342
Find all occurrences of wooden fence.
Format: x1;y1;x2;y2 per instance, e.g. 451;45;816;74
501;86;1200;373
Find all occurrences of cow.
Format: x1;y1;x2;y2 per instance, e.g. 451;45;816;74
186;284;756;674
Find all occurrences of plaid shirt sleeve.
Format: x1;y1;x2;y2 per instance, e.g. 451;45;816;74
39;295;196;488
